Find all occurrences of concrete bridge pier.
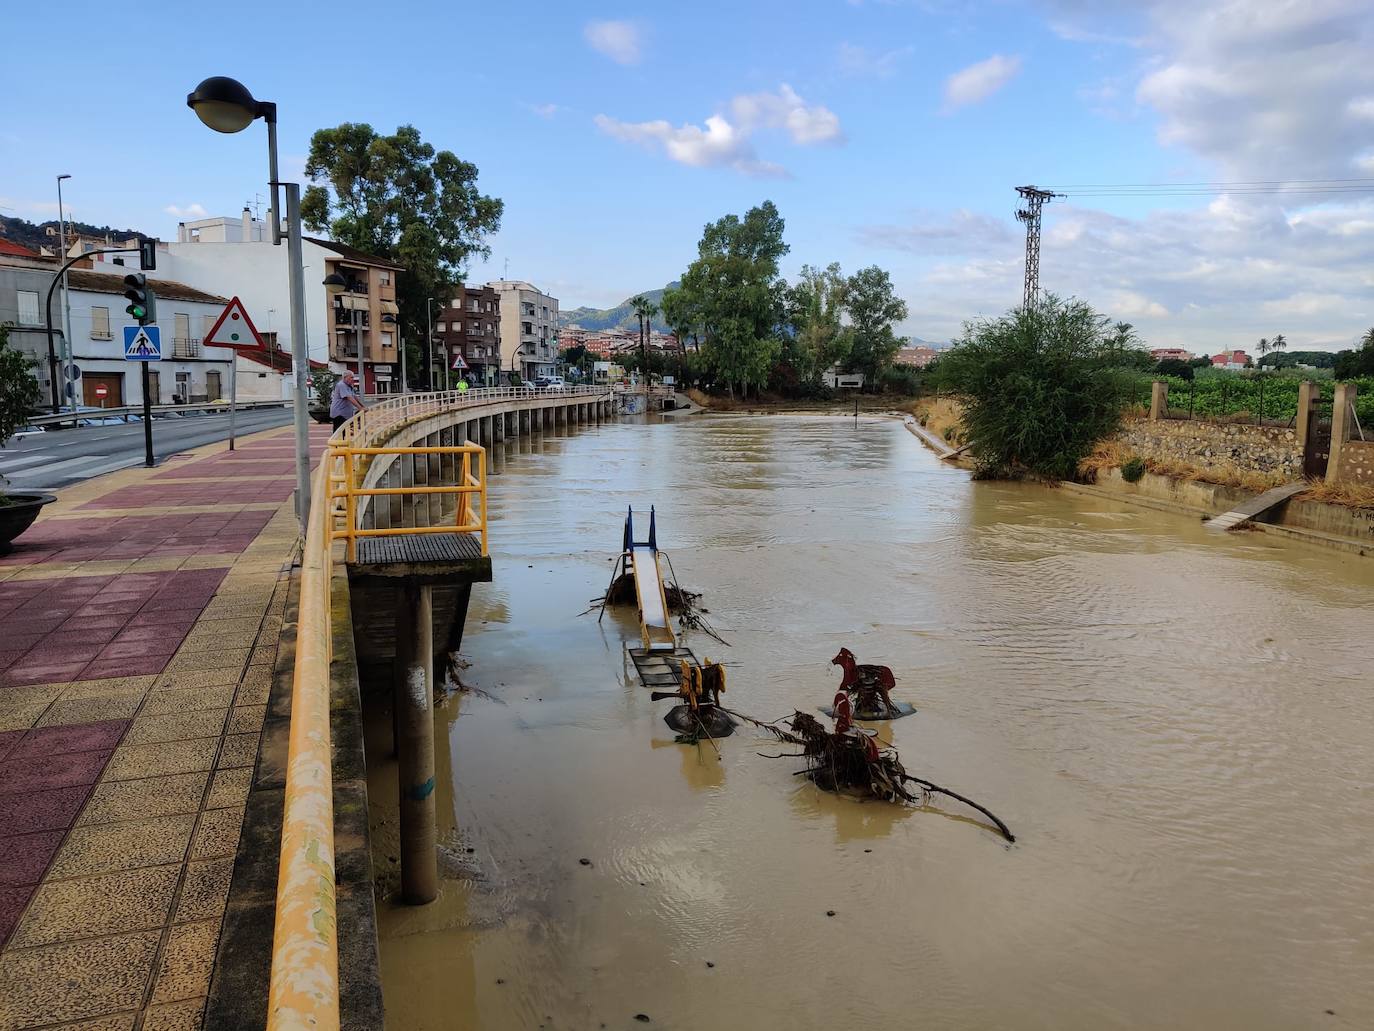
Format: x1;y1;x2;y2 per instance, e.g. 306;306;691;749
395;582;438;904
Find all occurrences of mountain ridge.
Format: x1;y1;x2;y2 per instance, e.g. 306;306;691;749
560;283;678;334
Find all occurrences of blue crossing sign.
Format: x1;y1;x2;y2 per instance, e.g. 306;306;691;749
123;325;162;361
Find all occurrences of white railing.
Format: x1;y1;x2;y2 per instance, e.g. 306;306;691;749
336;384;611;450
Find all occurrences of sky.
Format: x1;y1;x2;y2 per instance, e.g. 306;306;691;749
4;0;1374;353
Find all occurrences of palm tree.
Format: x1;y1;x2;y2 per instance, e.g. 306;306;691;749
630;295;659;386
1254;334;1287;424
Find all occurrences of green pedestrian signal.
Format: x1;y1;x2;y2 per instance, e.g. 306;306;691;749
122;273;157;326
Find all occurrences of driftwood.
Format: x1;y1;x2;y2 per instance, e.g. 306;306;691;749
728;708;1015;843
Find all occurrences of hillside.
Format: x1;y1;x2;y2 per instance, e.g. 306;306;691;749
0;215;150;254
560;283;678;334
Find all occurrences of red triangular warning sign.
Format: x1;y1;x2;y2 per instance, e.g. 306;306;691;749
451;354;468;370
203;296;265;349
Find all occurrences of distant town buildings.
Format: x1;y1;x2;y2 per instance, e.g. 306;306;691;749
1211;349;1251;370
893;345;939;368
1150;347;1194;362
435;284;501;385
488;281;558;381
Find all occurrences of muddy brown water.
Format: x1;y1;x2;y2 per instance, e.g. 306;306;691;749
365;413;1374;1030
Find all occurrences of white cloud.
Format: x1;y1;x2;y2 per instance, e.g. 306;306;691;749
869;195;1374;351
942;54;1022;112
164;203;208;219
837;42;915;79
596;85;842;176
595;114;786;177
526;102;560;119
1130;0;1374;178
584;20;643;65
729;84;844;145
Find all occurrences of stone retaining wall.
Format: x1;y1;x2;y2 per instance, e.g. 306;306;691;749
1115;418;1302;479
1336;440;1374;484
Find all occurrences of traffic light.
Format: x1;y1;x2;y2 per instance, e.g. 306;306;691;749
123;273;157;326
138;236;157;271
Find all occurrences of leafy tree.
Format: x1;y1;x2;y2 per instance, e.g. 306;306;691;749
1189;356;1213;369
1156;357;1194;381
1334;327;1374;379
0;324;41;453
301;123;503;373
937;295;1130;480
676;201;788;397
308;367;340;406
846;266;908;389
782;263;852;393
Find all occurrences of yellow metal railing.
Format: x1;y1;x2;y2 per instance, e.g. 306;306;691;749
266;385;607;1030
326;443;488;562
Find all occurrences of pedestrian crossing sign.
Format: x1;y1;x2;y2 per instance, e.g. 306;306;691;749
123;325;162;361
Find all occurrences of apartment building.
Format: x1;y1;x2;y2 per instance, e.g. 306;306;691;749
487;280;558;382
434;284;501;385
159;213;406;393
0;250;233;407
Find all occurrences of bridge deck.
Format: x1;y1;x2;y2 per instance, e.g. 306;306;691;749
346;531;493;584
1204;481;1308;532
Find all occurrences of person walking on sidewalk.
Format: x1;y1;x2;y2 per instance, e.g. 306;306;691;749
331;370;365;430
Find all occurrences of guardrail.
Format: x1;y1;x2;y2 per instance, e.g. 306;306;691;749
327;444;488;562
266;384;608;1030
25;398;292;427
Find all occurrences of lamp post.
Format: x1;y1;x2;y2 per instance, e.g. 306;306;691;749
56;175;75;414
188;76;311;530
426;298;439;391
382;313;401;392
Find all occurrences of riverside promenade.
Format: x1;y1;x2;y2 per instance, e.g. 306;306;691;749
0;423;330;1030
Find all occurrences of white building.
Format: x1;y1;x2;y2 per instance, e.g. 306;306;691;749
487;280;558;381
0;250;234;407
158;211;405;394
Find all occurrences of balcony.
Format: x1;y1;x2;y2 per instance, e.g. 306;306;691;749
172;337;201;358
334;308;370;329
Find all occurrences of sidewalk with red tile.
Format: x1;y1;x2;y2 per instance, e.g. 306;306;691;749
0;424;330;1030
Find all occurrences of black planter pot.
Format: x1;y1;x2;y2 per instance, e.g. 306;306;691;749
0;493;56;555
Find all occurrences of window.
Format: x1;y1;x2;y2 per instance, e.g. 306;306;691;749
17;290;40;325
470;320;480;333
437;322;447;333
381;331;394;349
202;313;216;338
522;322;533;335
91;306;111;339
468;299;479;311
378;270;391;285
486;322;493;334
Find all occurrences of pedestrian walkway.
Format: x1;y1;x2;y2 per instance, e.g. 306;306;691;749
0;423;331;1030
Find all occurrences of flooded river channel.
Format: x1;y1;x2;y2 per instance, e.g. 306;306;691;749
366;413;1373;1030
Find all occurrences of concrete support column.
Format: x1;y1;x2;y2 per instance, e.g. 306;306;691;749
1326;383;1359;482
1149;381;1168;421
395;582;437;904
494;412;505;443
1296;380;1318;448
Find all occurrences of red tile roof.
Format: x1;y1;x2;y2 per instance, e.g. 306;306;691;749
0;238;40;258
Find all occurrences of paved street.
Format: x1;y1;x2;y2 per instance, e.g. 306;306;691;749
0;423;330;1029
0;408;297;491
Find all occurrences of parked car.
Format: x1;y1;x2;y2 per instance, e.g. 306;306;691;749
539;377;567;391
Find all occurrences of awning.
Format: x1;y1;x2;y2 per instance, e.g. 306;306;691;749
336;295;368;311
380;300;399;315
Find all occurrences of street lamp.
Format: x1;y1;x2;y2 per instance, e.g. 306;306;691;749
426;298;441;391
55;175;75;414
323;273;365;390
381;313;402;392
187;76;311;530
